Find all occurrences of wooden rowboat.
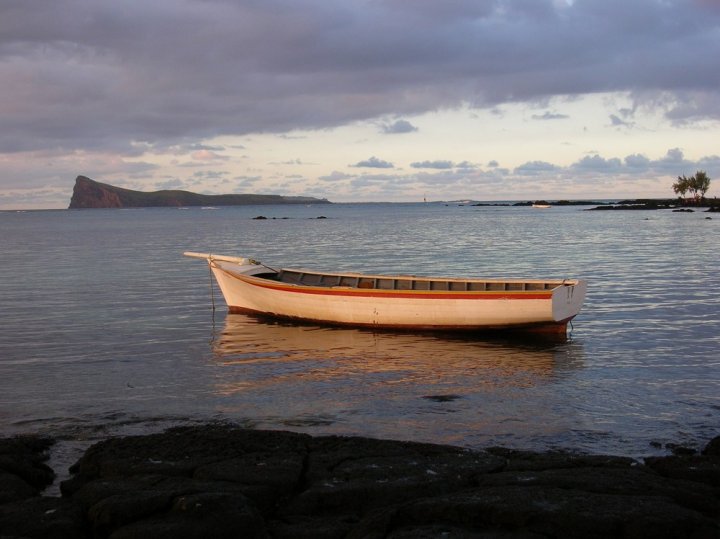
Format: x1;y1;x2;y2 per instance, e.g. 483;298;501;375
184;252;587;335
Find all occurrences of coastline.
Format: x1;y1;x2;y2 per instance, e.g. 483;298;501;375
2;425;718;538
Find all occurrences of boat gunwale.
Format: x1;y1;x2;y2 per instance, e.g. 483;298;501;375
215;264;566;300
278;266;578;287
190;253;579;289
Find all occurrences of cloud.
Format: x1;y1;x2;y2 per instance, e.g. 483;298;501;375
381;120;418;134
352;156;394;169
410;160;454;169
514;161;561;176
563;148;712;178
154;178;185;190
319;171;354;182
698;155;720;170
455;161;478;170
609;114;633;128
191;170;230;180
624;154;651;170
2;0;719;158
571;155;623;172
532;111;569;120
191;149;229;161
270;158;311;165
234;175;263;188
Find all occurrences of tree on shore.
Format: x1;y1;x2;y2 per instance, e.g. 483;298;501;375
673;175;689;199
694;171;711;201
673;171;711;205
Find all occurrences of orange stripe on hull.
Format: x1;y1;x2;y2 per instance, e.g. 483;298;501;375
233;273;554;301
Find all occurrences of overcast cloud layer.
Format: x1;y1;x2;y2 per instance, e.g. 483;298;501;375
1;0;720;207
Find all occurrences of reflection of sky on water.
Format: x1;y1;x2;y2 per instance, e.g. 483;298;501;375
208;314;585;448
1;205;718;458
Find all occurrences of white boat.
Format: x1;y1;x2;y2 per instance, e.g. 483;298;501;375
184;252;587;335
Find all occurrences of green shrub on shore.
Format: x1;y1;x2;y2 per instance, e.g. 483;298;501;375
673;171;711;205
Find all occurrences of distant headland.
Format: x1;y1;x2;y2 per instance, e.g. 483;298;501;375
68;176;331;209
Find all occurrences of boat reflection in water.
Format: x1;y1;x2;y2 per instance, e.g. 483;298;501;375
208;314;584;448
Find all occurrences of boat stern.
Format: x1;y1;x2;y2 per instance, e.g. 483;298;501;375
551;279;587;324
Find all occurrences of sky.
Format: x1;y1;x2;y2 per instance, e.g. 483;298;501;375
1;0;720;209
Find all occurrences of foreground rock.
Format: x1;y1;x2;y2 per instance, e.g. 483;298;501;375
1;427;718;538
0;436;85;538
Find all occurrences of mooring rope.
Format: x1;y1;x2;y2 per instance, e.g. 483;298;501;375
260;262;279;273
208;262;216;312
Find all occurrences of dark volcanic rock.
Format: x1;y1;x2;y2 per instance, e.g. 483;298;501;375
0;436;86;538
704;436;720;456
2;428;719;538
648;435;720;485
277;434;505;535
351;486;712;539
57;427;720;538
0;436;55;502
91;491;266;539
0;496;86;539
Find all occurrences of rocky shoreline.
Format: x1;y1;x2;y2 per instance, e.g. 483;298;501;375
1;425;718;538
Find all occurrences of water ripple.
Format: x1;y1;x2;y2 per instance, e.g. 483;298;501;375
0;205;718;457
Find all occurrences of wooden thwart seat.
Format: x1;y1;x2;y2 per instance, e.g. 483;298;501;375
274;269;561;292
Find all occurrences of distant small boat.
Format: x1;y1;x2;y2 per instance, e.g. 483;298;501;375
185;252;587;336
532;203;551;209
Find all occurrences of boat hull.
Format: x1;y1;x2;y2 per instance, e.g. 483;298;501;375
200;257;586;335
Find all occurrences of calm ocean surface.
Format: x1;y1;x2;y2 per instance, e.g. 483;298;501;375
1;203;718;471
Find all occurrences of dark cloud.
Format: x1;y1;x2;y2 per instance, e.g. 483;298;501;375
1;0;719;156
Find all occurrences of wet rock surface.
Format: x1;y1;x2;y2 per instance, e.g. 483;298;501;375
0;436;85;538
1;426;718;538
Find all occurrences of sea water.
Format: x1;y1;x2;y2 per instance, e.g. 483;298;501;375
1;203;718;469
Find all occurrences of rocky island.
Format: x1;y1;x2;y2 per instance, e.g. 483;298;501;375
68;176;331;209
